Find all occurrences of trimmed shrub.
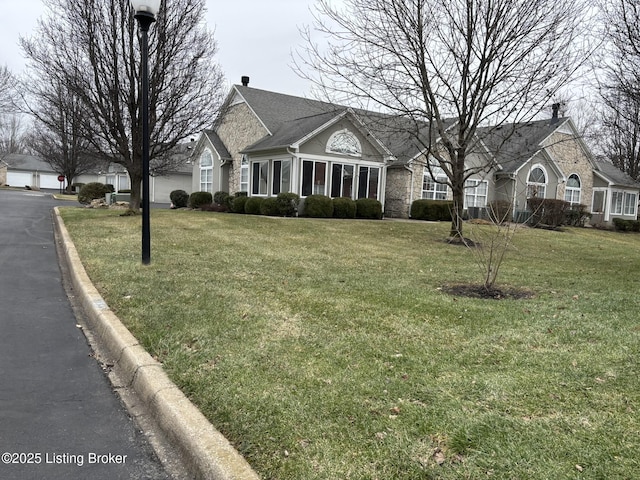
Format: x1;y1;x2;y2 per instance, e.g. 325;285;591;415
527;198;570;227
565;204;590;227
213;191;232;209
332;197;357;219
189;191;213;209
276;193;300;217
104;184;116;193
356;198;383;219
78;182;111;204
245;197;264;215
170;189;189;208
410;199;453;221
613;218;640;232
260;197;280;216
303;195;334;218
231;195;249;214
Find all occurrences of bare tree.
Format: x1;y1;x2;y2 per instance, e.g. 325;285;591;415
298;0;594;239
0;114;28;155
0;66;18;117
25;79;98;192
21;0;225;210
597;0;640;180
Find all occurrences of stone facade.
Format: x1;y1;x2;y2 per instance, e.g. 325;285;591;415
215;102;268;194
543;131;594;209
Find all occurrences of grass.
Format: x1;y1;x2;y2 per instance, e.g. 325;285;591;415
59;208;640;479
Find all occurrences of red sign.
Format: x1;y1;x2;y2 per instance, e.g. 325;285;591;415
58;175;65;182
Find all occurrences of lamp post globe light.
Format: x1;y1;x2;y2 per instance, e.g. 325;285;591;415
130;0;160;264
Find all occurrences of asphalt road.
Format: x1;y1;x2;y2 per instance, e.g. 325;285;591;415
0;189;171;480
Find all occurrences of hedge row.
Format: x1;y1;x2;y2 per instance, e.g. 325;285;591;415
410;200;453;221
613;218;640;232
174;190;383;219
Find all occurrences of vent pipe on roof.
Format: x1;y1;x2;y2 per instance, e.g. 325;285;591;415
241;76;250;87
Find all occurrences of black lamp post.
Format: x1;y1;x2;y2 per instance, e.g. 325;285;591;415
131;0;160;265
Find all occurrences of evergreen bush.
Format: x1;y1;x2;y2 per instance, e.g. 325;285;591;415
231;195;249;214
170;189;189;208
275;193;300;217
189;191;213;209
78;182;111;204
245;197;264;215
303;195;333;217
260;197;280;216
332;197;357;219
410;200;453;221
355;198;383;219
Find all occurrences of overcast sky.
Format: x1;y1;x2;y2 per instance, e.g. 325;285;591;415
0;0;324;97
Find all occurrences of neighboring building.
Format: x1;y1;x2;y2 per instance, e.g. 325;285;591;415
191;80;639;225
1;154;65;189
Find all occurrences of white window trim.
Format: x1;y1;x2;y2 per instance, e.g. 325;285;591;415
527;164;548;199
564;174;581;206
422;165;449;200
199;149;214;193
464;179;488;208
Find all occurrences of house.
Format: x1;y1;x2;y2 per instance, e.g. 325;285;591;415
189;80;638;225
190;78;393;207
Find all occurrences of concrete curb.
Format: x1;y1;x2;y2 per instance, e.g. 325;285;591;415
53;207;260;480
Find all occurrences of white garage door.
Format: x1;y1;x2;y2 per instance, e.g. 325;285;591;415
7;172;33;187
39;173;62;190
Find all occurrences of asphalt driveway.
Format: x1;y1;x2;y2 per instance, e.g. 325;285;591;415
0;189;171;480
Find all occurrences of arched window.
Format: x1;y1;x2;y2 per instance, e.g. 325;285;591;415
199;149;213;193
564;174;581;205
527;165;547;198
326;129;362;157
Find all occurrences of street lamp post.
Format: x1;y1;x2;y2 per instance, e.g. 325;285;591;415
130;0;161;265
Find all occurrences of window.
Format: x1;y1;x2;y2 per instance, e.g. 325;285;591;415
118;175;130;192
326;129;362;157
564;174;581;205
331;163;355;198
199;150;213;193
527;166;547;198
252;161;269;195
357;166;380;199
272;159;291;195
422;165;448;200
611;191;624;215
592;190;606;213
464;179;488;208
624;192;637;216
240;156;249;193
302;160;327;196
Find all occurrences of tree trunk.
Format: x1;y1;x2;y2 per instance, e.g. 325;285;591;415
129;170;143;211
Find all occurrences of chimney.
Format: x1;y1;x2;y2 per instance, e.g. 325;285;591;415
241;76;250;87
551;103;560;121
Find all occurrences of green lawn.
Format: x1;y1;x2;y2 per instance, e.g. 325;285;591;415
59;208;640;479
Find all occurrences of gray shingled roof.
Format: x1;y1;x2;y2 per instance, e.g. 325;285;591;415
233;85;441;161
203;130;232;160
594;160;640;188
477;118;572;174
2;153;55;173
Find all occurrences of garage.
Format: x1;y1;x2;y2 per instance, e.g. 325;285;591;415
7;171;32;188
38;173;63;190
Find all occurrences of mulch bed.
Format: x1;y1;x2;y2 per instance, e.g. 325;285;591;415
442;283;536;300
